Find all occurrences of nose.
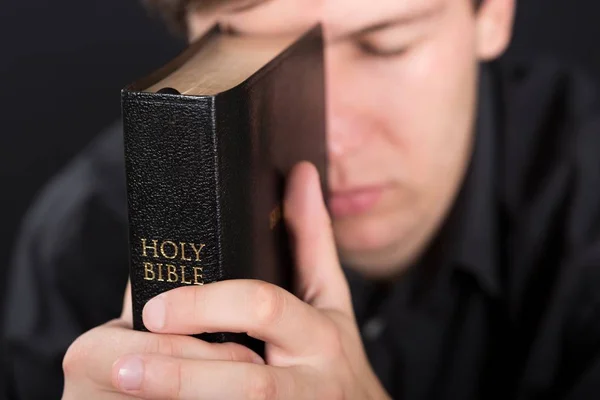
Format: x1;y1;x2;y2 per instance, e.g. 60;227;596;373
325;47;369;161
327;110;368;159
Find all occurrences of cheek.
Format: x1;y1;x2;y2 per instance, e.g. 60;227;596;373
374;27;478;188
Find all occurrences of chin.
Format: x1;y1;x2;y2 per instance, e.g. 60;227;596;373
333;213;400;254
332;203;425;276
334;216;405;278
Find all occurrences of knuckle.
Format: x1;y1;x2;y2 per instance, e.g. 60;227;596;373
157;358;185;400
253;282;285;327
245;368;278;400
174;361;186;400
62;338;84;377
62;326;98;377
154;335;183;358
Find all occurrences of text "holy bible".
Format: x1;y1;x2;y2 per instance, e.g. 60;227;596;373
140;238;206;285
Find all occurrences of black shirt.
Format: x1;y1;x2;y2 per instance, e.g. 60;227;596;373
4;60;600;399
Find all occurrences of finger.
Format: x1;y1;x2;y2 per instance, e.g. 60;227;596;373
112;355;312;400
284;162;353;314
143;280;333;355
63;319;264;390
120;280;133;326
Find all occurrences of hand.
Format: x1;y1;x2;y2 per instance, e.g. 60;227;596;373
62;284;266;399
62;162;390;399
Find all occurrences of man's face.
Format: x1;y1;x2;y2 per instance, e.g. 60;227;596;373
190;0;514;277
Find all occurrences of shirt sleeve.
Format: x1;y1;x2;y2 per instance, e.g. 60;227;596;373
1;154;129;399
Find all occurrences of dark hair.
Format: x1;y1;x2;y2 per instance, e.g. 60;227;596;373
144;0;487;36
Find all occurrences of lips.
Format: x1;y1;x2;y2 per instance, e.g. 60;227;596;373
328;186;384;218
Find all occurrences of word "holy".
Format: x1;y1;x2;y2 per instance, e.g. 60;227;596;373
141;238;206;262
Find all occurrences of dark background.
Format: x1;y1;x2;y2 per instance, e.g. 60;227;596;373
0;0;599;347
0;1;183;299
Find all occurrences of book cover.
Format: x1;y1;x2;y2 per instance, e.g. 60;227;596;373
121;24;326;354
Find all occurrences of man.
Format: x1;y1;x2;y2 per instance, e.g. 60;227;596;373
5;0;600;398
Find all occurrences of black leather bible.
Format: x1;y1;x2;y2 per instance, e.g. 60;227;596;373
121;25;326;354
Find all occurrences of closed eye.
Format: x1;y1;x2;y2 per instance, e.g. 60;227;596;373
356;40;409;58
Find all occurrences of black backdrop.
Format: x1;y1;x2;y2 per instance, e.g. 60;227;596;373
0;1;183;298
0;0;599;333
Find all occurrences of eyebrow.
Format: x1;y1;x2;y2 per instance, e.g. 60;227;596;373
332;7;440;42
220;1;440;42
227;0;273;13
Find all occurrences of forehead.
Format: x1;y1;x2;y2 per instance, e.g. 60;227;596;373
220;0;446;37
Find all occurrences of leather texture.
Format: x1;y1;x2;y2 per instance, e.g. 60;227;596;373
122;25;326;356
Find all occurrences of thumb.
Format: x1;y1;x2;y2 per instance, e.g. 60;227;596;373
284;162;353;315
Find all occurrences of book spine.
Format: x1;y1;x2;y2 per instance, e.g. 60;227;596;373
214;89;253;281
122;91;223;334
212;89;264;354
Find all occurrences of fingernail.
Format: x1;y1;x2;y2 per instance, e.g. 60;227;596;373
117;356;144;391
144;295;166;331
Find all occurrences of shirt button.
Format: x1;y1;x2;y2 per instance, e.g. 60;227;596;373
362;317;386;341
